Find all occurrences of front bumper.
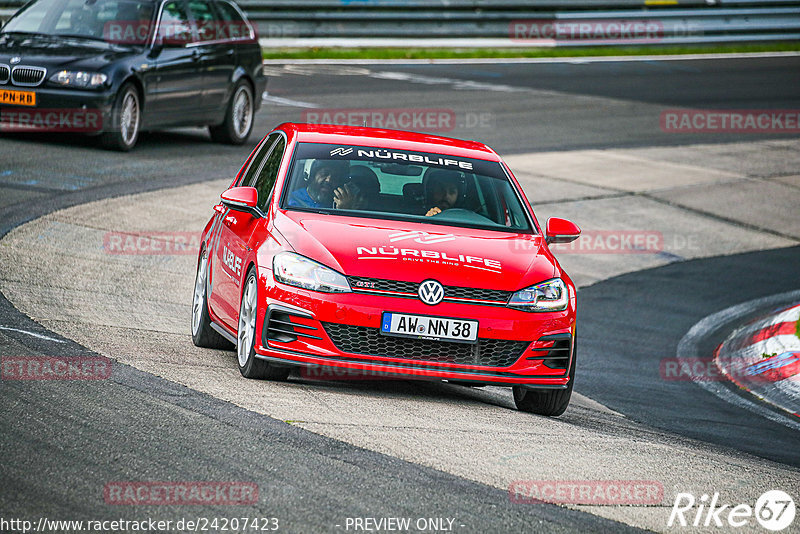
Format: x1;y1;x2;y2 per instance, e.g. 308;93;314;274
254;269;576;387
0;86;115;133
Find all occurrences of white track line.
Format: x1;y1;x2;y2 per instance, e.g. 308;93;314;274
0;325;66;343
261;92;319;108
677;289;800;432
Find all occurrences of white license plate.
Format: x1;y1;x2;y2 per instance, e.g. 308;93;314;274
380;312;478;344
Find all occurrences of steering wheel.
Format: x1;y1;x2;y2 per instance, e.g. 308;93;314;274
430;208;494;224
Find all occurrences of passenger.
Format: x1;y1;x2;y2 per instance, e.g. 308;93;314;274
424;170;463;217
345;165;380;209
288;159;358;209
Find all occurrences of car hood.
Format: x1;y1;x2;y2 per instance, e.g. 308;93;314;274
0;33;135;69
273;210;557;291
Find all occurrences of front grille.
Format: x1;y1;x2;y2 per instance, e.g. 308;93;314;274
323;322;529;368
445;285;511;302
0;65;9;84
11;66;46;87
348;276;511;304
527;333;572;370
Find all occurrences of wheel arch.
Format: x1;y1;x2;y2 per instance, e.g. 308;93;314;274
118;74;145;113
229;68;255;104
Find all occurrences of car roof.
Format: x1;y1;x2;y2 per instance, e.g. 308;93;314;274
277;123;503;162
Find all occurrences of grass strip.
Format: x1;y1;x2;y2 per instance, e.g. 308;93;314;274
263;42;800;60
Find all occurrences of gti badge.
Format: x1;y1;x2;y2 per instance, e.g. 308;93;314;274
10;57;21;64
418;280;444;305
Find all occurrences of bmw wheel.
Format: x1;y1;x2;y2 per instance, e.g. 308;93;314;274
209;79;254;145
101;82;141;151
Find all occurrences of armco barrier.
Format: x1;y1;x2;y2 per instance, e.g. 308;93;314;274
2;0;799;45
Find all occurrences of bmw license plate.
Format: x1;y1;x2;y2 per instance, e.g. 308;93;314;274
381;312;478;344
0;89;36;106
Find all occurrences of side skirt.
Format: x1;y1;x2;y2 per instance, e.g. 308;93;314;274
211;321;237;345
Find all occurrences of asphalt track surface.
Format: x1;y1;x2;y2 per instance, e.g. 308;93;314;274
1;55;799;532
579;245;800;467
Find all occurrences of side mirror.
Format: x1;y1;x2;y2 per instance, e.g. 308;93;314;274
545;217;581;244
221;186;258;213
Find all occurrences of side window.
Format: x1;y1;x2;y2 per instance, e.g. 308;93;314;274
186;0;216;42
157;1;193;46
214;1;242;22
213;0;250;40
240;133;279;187
252;137;286;210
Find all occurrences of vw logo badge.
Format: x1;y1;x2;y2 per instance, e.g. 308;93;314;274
418;280;444;306
10;57;21;65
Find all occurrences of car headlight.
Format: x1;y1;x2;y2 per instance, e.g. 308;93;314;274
49;70;108;89
273;252;351;293
508;278;568;312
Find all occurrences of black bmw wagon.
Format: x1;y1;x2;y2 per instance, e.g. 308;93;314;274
0;0;266;150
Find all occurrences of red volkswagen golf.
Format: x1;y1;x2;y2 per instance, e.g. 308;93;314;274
192;123;581;416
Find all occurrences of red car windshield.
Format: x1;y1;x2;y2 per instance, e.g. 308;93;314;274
281;142;533;233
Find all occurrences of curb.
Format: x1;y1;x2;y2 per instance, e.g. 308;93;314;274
714;302;800;419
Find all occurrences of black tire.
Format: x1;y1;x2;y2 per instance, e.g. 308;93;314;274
191;249;233;349
513;338;576;416
101;82;141;151
209;79;254;145
237;268;291;380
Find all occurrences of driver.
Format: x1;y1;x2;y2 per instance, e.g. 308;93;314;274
288;159;358;209
424;170;463;217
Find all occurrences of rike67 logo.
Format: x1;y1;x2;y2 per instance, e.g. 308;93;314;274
669;490;795;531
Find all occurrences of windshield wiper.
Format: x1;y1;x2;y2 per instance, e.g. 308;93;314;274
2;31;55;38
2;30;116;46
54;33;109;42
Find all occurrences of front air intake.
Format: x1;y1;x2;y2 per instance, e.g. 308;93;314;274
527;333;572;370
263;306;321;345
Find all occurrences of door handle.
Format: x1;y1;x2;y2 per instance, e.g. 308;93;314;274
191;48;201;60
